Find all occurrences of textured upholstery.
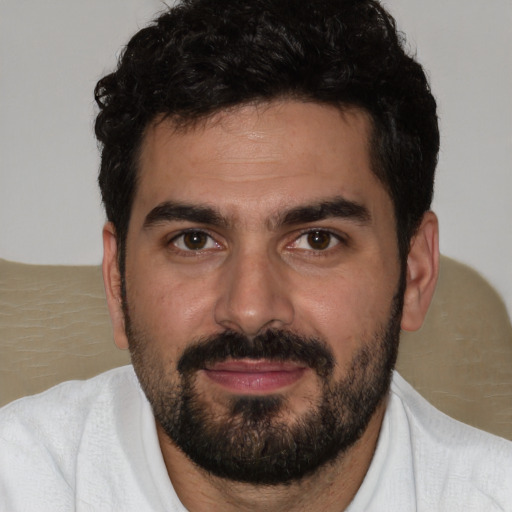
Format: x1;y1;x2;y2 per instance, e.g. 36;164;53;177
0;261;130;405
1;256;511;439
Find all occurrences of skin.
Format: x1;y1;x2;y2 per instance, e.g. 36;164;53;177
103;100;439;511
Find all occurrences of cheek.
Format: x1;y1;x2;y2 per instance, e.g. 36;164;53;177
125;260;219;345
292;268;396;357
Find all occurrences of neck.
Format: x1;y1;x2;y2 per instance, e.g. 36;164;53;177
157;400;386;512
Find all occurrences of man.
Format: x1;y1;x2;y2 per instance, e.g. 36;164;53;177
1;0;511;510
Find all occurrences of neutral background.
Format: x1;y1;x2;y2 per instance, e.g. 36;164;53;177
1;0;511;317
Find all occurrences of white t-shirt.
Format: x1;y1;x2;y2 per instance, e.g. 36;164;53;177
0;366;510;511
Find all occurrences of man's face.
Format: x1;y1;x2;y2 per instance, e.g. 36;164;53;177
117;101;404;483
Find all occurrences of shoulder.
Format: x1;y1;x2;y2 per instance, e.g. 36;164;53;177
390;372;512;510
390;371;512;451
0;364;138;427
0;365;141;504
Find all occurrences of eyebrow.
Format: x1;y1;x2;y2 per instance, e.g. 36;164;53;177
143;201;228;229
143;196;371;231
277;196;371;227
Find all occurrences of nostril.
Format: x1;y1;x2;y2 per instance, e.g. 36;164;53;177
213;252;294;336
213;286;294;337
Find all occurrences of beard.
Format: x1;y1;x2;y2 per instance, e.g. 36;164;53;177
125;290;403;486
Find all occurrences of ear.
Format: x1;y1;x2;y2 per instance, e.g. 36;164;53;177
401;211;439;332
102;222;129;350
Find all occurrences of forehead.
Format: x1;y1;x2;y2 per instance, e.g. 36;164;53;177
133;100;391;226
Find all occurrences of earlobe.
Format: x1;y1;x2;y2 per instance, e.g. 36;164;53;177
102;222;129;350
401;211;439;332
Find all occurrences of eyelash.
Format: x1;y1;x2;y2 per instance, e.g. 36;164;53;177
168;229;222;253
166;228;348;256
289;229;347;252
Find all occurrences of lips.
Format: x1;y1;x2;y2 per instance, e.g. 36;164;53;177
203;359;307;393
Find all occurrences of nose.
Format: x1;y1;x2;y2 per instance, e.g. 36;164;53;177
214;247;294;337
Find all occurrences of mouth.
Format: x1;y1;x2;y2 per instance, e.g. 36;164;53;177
202;359;308;394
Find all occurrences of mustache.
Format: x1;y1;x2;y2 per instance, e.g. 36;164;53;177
177;329;334;378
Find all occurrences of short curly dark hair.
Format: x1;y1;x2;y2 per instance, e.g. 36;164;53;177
95;0;439;273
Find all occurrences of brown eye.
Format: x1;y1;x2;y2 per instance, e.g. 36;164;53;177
306;231;332;250
183;231;208;250
172;231;218;251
